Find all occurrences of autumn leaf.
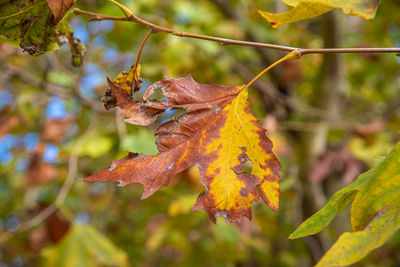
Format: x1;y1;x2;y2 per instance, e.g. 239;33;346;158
290;141;400;266
41;224;128;267
84;75;281;223
258;0;380;28
0;0;76;55
102;64;142;110
42;118;73;143
46;0;75;23
0;109;19;138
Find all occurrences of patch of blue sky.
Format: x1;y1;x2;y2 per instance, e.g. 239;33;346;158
72;25;89;44
15;158;28;172
0;135;19;164
102;48;119;62
0;91;13;108
43;144;59;163
88;20;115;35
397;41;400;64
80;63;106;98
75;212;90;225
23;132;39;152
121;52;136;69
46;97;67;119
93;35;106;46
139;78;152;93
175;13;191;25
69;17;84;28
6;217;20;232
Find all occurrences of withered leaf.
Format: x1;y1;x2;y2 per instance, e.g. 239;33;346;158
42;118;73;143
46;0;75;24
26;152;58;186
0;109;19;138
85;75;281;223
102;64;142;110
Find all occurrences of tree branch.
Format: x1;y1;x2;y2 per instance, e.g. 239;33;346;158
72;6;400;55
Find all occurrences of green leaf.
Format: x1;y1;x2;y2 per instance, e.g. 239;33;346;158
288;168;371;239
290;141;400;266
0;0;74;55
79;134;114;158
121;128;158;156
258;0;380;28
42;224;128;267
316;208;400;267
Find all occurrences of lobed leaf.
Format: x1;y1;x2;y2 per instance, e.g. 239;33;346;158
84;75;281;223
290;141;400;266
258;0;380;28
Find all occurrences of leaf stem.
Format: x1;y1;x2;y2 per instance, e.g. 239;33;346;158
73;6;400;55
245;50;299;89
133;29;154;73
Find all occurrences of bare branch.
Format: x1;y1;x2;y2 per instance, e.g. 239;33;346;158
72;5;400;55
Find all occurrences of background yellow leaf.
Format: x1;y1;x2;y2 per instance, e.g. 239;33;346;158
41;224;128;267
259;0;380;28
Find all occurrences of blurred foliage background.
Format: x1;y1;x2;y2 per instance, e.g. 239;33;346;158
0;0;400;266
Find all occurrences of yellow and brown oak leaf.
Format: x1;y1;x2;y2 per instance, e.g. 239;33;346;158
84;75;281;223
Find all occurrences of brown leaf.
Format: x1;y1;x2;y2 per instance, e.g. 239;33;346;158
42;118;73;143
45;211;70;243
107;78;166;126
0;109;19;138
102;65;142;110
29;210;70;252
84;75;281;223
26;153;58;186
354;120;386;138
310;146;364;185
45;0;76;24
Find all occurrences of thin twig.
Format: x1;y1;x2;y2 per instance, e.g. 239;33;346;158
72;6;400;55
133;29;154;73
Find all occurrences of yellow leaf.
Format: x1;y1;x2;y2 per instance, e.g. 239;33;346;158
258;0;380;28
102;64;142;110
42;224;128;267
84;76;281;223
193;87;281;222
114;64;141;95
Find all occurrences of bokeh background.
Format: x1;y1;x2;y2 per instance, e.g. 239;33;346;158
1;0;400;266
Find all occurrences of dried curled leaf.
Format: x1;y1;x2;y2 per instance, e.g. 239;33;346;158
0;0;76;55
84;75;281;223
258;0;380;28
102;64;142;110
46;0;75;24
